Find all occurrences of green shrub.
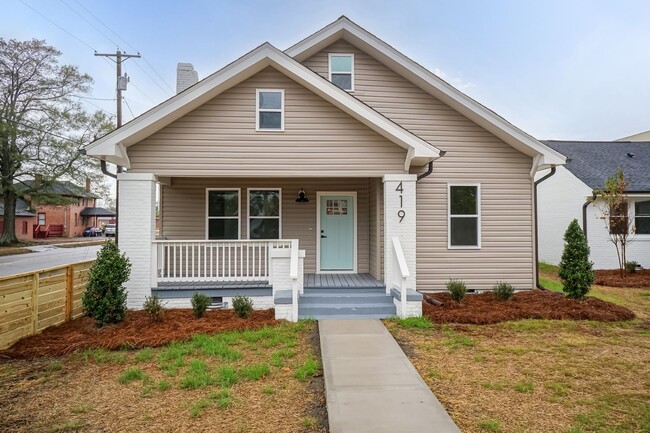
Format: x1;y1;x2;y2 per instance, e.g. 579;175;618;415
191;292;211;318
447;279;467;302
82;241;131;327
143;295;165;321
558;219;594;299
625;260;639;274
232;295;253;318
493;281;514;301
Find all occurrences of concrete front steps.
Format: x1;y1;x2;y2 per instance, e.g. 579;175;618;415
298;287;396;320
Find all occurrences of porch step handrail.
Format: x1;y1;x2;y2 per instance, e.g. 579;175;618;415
391;236;410;317
155;239;293;283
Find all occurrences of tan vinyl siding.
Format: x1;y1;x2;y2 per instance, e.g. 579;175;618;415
161;177;375;274
304;41;535;290
128;67;406;177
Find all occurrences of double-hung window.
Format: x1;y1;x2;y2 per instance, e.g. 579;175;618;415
207;189;240;239
248;189;281;239
329;54;354;91
256;89;284;131
635;200;650;235
448;184;481;248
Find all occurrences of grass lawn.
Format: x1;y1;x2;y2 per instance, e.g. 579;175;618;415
0;321;326;433
386;266;650;433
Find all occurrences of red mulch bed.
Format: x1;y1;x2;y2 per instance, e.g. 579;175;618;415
1;309;279;360
594;269;650;288
422;290;635;325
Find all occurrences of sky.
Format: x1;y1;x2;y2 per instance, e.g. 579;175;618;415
2;0;650;141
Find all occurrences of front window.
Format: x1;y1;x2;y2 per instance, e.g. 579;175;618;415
249;189;281;239
207;190;240;239
38;213;46;226
256;90;284;131
635;200;650;235
448;184;480;248
329;54;354;91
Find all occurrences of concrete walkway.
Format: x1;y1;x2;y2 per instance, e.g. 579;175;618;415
319;320;460;433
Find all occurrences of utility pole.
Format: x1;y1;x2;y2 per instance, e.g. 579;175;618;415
94;50;141;244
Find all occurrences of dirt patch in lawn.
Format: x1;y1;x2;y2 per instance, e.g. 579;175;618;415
595;268;650;288
422;290;635;325
0;246;33;257
2;309;280;359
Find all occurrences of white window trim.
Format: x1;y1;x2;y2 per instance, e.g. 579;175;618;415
247;188;282;239
205;188;241;240
633;199;650;238
447;183;481;249
328;53;355;92
255;89;285;132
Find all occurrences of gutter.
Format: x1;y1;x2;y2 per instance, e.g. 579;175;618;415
416;151;446;181
582;192;597;242
533;166;556;289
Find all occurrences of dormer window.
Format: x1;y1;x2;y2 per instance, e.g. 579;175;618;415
329;54;354;91
256;89;284;131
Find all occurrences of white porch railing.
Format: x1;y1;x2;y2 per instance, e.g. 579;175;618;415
289;239;300;321
154;240;293;283
391;236;410;318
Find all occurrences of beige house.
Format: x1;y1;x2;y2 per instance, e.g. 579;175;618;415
85;17;566;321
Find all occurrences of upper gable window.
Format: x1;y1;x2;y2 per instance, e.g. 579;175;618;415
329;54;354;91
256;89;284;131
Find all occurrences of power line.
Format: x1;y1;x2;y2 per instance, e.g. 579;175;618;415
0;116;86;147
72;0;139;52
123;98;135;119
82;99;116;118
58;0;119;48
132;61;173;97
73;95;116;101
18;0;96;52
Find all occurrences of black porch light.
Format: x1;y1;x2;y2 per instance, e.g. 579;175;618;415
296;188;309;203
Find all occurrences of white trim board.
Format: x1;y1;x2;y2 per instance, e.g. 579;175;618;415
205;188;242;240
447;183;482;250
316;191;358;274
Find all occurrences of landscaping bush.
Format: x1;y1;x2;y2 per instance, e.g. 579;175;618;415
493;281;515;300
447;279;467;302
82;241;131;327
191;292;211;318
143;295;165;322
558;219;594;299
625;260;639;274
232;296;253;318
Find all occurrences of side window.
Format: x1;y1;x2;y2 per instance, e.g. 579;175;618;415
38;213;46;226
207;190;240;240
635;200;650;235
256;90;284;131
329;54;354;91
448;185;480;248
249;189;281;239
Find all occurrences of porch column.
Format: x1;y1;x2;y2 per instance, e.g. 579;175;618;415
383;174;417;291
117;172;157;309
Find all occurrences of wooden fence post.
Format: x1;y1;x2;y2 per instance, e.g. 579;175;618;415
66;265;74;321
31;273;39;333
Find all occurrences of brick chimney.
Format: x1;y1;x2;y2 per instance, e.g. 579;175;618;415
85;177;91;192
176;63;198;94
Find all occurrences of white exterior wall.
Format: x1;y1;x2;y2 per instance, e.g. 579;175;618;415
117;173;157;309
383;174;417;291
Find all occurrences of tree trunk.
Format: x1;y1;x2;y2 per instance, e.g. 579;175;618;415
0;189;19;245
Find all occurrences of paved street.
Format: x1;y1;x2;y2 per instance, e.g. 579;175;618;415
0;244;102;276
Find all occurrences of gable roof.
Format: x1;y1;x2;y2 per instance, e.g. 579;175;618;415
85;43;441;168
0;198;36;217
16;180;101;199
286;16;566;169
617;130;650;142
542;140;650;192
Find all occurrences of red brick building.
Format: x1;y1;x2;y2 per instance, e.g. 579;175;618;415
0;198;36;241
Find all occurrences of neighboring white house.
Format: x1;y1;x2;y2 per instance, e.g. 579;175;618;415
537;140;650;269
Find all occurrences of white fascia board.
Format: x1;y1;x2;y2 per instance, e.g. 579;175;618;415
287;17;566;167
86;42;440;164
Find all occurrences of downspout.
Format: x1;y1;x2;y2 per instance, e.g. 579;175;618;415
416;151;446;182
582;192;597;242
534;166;556;289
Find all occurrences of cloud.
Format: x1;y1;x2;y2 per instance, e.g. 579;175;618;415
433;68;476;91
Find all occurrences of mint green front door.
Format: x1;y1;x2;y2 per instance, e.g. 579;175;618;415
320;195;355;271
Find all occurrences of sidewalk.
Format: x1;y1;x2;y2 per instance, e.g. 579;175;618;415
319;319;460;433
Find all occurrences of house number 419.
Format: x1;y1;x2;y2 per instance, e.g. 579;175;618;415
396;182;405;223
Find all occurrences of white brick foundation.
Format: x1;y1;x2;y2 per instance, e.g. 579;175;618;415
393;298;423;318
164;295;274;310
274;304;293;321
118;173;157;309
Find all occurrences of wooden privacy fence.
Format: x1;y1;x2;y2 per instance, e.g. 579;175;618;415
0;260;94;350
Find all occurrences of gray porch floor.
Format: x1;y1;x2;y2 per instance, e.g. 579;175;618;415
304;273;384;288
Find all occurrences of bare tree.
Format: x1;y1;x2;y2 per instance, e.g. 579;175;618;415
595;169;636;277
0;38;113;244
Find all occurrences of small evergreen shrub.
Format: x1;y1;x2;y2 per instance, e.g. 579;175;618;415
447;279;467;302
493;281;515;301
232;295;253;318
625;260;639;274
558;219;594;299
191;292;211;318
143;295;165;321
82;241;131;327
